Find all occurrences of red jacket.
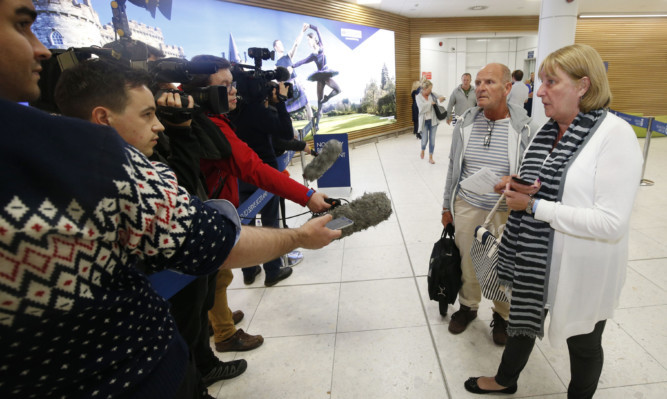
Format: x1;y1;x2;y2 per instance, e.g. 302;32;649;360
199;114;311;207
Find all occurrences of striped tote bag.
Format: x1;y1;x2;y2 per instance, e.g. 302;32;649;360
470;194;509;303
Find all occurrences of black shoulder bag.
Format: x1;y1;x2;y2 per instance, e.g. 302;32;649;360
427;223;461;316
431;94;448;121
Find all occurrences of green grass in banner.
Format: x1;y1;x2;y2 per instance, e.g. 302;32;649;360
293;114;396;141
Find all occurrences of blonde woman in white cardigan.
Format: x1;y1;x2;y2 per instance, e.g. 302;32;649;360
466;44;643;397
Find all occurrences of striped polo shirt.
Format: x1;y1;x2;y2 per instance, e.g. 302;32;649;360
459;112;510;210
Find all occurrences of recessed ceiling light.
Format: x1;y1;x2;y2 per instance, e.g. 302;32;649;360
357;0;382;4
468;5;488;11
579;13;667;18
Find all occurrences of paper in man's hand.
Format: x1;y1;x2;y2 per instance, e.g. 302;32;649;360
459;167;500;195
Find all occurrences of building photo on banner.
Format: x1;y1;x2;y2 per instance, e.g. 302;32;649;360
33;0;397;140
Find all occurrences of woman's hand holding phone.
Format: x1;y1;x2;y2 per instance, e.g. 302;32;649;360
511;176;532;185
509;175;541;196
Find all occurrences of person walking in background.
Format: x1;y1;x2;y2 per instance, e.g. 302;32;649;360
524;71;535;117
465;44;643;397
507;69;529;107
446;73;476;126
411;78;424;139
416;79;445;164
442;63;539;345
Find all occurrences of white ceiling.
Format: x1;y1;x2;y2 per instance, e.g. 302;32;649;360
342;0;667;18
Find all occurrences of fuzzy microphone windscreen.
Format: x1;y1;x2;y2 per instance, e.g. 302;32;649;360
302;139;343;182
328;192;393;239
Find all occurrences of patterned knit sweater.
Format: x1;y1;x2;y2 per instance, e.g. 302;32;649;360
0;100;236;398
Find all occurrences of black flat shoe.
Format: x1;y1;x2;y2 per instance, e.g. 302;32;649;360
464;377;517;395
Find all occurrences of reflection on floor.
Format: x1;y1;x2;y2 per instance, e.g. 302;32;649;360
210;123;667;398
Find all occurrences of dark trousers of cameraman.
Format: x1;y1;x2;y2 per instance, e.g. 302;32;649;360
238;180;283;281
169;272;219;391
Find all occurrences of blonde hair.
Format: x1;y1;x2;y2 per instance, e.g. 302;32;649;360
411;80;421;91
539;44;611;112
421;80;433;90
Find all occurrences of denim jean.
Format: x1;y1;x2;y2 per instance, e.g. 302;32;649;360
420;118;436;154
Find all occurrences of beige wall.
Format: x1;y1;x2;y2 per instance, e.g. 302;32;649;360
224;1;666;138
575;17;667;117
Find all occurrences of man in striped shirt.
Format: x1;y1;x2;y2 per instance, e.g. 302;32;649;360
441;63;540;346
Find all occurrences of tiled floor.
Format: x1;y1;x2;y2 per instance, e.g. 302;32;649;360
209;123;667;398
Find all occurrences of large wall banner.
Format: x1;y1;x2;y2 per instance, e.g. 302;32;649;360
33;0;397;139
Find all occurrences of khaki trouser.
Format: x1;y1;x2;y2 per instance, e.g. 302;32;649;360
453;196;510;319
208;269;236;343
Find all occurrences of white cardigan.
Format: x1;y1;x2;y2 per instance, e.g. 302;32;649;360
533;113;643;346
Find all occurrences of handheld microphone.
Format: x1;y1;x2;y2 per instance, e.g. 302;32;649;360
303;139;343;182
326;192;393;239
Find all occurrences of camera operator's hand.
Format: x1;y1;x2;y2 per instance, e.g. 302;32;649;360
306;191;330;213
303;142;311;154
156;91;194;127
268;86;279;105
277;82;289;98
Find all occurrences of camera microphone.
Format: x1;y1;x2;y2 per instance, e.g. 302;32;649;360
184;61;219;75
149;58;218;83
274;66;291;82
326;192;393;239
303;139;343;182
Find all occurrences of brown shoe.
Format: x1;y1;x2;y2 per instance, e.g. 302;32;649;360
215;328;264;352
448;305;477;334
490;312;508;346
232;310;244;325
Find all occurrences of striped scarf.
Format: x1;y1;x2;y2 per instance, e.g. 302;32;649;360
497;108;605;338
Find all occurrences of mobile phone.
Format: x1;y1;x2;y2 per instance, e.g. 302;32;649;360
325;216;354;230
511;176;532;185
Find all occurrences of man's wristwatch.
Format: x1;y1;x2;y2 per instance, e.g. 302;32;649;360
441;208;449;215
525;197;536;215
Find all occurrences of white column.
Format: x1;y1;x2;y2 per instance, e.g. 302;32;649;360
531;0;579;126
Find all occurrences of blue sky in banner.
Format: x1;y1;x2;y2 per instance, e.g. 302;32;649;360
91;0;395;105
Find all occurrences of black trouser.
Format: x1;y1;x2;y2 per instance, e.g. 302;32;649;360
238;180;282;280
173;351;207;399
169;271;219;376
495;320;606;399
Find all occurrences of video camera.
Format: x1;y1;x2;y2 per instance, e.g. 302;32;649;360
232;47;293;104
32;40;228;115
149;57;228;115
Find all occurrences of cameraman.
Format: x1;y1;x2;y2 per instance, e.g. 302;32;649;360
180;55;331;356
230;67;298;288
269;81;312;155
268;82;311;267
